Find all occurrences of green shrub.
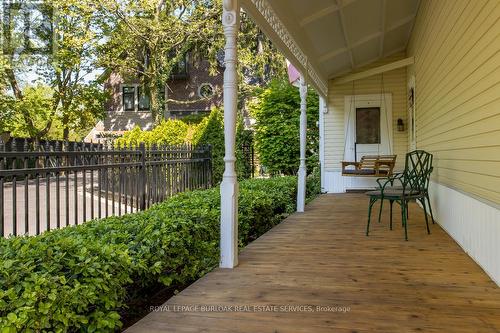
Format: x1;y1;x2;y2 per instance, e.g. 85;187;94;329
114;108;250;184
180;113;209;125
191;108;225;183
306;167;321;202
116;119;188;147
235;122;254;179
0;176;305;332
249;79;319;175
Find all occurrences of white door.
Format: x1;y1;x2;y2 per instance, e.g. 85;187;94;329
344;94;393;162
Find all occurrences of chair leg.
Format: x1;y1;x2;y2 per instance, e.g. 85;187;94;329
426;194;435;224
401;201;405;227
402;200;408;241
389;200;394;230
367;197;376;236
420;198;430;235
378;199;384;223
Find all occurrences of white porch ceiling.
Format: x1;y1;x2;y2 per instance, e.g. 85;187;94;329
241;0;419;92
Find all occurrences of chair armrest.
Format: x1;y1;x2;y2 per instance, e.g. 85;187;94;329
376;173;405;194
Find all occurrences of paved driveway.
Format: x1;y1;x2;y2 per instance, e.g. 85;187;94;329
2;172;134;236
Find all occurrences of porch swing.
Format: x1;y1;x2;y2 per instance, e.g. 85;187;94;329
341;74;397;177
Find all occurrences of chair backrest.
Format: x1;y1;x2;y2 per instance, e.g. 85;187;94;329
403;150;433;191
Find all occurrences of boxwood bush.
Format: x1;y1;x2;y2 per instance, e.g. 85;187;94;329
0;176;304;332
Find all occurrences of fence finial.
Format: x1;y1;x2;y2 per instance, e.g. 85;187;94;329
11;138;17;152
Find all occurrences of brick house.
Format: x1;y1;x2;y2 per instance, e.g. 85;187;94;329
87;53;223;140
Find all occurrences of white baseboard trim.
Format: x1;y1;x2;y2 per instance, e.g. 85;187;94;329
428;181;500;286
325;170;378;193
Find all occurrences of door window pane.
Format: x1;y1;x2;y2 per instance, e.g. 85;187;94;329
356;107;380;144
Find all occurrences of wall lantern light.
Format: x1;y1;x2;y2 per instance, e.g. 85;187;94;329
397;118;405;132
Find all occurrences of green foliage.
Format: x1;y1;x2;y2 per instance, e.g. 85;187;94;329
0;176;303;332
0;84;105;141
250;79;320;175
180;113;209;125
3;85;53;138
96;0;286;122
116;120;189;147
1;0;107;141
306;167;322;203
192;108;225;183
236;121;254;179
115;108;251;184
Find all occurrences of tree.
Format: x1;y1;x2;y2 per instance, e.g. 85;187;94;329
0;0;106;140
39;0;107;140
96;0;286;123
6;85;54;139
0;59;16;135
250;79;319;176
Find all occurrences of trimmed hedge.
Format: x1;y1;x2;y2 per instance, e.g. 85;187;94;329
0;176;301;332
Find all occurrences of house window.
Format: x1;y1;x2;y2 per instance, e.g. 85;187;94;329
356;107;380;144
122;87;135;111
122;86;151;111
170;54;188;79
137;87;150;111
198;83;214;99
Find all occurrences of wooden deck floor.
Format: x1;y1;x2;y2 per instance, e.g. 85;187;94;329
126;194;500;333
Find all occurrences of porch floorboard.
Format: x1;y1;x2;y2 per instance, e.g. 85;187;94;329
126;194;500;333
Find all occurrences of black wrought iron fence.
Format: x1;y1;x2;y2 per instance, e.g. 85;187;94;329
0;139;212;237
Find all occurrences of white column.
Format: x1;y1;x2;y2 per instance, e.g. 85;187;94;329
297;74;307;212
220;0;240;269
319;95;326;192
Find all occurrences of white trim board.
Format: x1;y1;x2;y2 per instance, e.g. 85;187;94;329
319;96;327;192
428;181;500;286
331;57;414;83
324;170;379;193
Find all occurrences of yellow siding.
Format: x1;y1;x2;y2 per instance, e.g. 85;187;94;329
325;53;409;171
407;0;500;204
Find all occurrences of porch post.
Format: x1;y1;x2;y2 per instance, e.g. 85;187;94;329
220;0;240;269
319;95;326;192
297;74;307;212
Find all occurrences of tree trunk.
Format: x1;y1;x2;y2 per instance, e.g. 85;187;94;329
63;127;70;141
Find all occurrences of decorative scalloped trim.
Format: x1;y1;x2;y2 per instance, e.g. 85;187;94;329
249;0;328;96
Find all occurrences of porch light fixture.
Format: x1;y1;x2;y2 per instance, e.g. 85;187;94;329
397;118;405;132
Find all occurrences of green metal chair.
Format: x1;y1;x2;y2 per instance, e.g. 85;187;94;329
365;150;434;240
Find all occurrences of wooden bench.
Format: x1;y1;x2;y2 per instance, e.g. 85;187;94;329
341;155;397;177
